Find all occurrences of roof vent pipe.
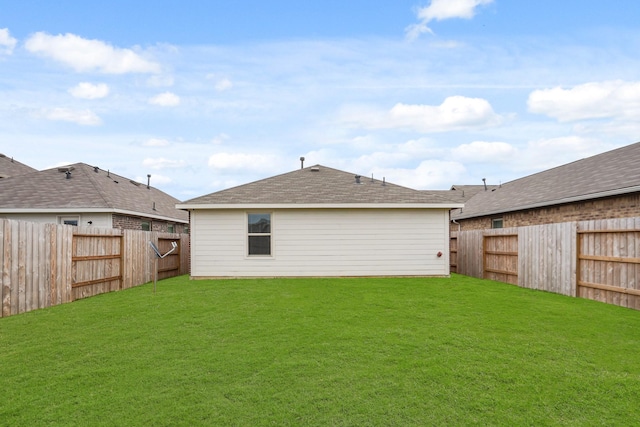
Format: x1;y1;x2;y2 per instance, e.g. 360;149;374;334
382;177;386;186
300;157;305;169
65;171;71;179
147;174;151;189
355;175;361;184
482;178;487;191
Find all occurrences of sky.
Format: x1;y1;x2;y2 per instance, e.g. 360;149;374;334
1;0;640;201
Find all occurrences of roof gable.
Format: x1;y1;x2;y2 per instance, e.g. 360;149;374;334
454;141;640;219
182;165;461;206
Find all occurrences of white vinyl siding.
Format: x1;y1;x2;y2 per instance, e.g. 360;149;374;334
190;208;450;278
0;212;112;228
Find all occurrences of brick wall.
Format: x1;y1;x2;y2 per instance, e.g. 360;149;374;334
112;214;189;233
452;193;640;231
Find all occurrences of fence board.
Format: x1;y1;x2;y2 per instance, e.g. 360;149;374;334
0;218;190;318
577;219;640;310
455;217;640;311
1;220;8;317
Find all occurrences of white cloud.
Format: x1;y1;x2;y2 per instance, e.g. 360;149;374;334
142;157;186;169
147;74;175;87
214;78;233;91
208;152;282;173
373;160;468;190
206;74;234;91
516;136;606;172
24;32;160;74
451;141;517;163
406;0;494;40
211;133;230;145
143;138;171;147
342;96;502;133
68;82;109;99
148;92;180;106
527;80;640;122
0;28;17;55
37;107;102;126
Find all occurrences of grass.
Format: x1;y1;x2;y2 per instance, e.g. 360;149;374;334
1;274;640;426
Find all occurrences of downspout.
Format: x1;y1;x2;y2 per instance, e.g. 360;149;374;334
451;218;461;232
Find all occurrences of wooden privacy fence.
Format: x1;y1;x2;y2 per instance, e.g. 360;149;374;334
1;218;189;318
451;217;640;310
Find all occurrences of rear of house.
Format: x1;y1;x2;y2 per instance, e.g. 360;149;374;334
179;165;462;278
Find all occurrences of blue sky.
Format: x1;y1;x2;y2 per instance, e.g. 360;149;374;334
2;0;640;200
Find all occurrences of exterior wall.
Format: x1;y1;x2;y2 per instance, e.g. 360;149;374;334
0;212;188;233
453;193;640;231
0;212;112;228
190;208;450;278
112;214;189;233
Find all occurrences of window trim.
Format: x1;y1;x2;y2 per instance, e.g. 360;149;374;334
58;215;79;226
246;212;273;257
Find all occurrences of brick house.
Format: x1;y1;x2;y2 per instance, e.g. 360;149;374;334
0;161;188;232
451;142;640;230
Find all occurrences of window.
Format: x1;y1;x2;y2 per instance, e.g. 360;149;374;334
492;218;504;229
248;213;271;256
59;216;79;226
141;221;151;231
168;224;175;233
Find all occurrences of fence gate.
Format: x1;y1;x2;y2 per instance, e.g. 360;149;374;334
483;233;518;285
577;228;640;309
72;232;123;300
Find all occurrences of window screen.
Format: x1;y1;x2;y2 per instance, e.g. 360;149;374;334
248;213;271;255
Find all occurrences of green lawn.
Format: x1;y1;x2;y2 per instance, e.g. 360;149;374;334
1;274;639;426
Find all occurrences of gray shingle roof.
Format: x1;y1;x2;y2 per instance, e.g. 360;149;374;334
182;165;462;206
0;154;38;178
453;141;640;220
0;163;188;222
446;185;498;203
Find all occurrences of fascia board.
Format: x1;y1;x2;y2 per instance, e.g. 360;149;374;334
177;203;464;210
0;207;188;224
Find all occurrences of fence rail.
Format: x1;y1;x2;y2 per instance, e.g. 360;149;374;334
0;218;189;318
451;217;640;310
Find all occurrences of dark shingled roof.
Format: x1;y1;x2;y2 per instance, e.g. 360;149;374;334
0;163;188;222
182;164;461;206
453;141;640;220
0;153;38;178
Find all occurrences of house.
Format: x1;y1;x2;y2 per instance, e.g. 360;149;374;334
177;165;463;278
451;141;640;230
0;162;189;232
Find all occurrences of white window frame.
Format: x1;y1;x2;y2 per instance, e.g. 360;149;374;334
246;212;273;257
58;215;80;226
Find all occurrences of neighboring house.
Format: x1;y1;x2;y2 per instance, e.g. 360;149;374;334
0;153;38;178
451;141;640;230
177;164;462;278
0;162;189;232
